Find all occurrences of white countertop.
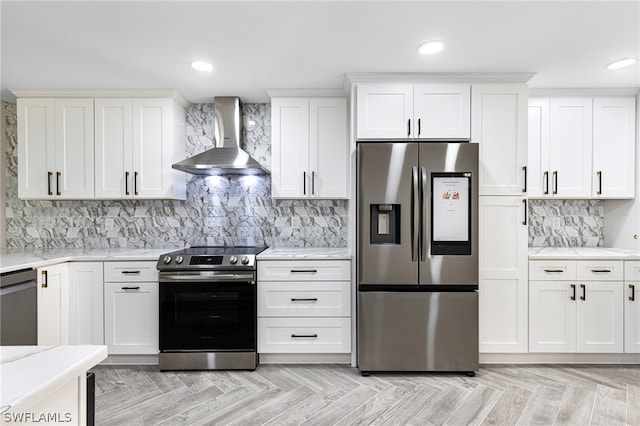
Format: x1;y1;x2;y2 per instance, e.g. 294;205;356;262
0;247;179;274
528;246;637;260
258;247;351;260
0;345;107;414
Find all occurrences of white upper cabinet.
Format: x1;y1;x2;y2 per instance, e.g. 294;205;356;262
472;84;528;195
95;98;186;200
548;98;593;198
18;98;95;199
16;91;188;200
528;96;635;199
356;83;470;140
271;97;348;199
592;98;636;198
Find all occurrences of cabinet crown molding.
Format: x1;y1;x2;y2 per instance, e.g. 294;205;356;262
344;72;536;85
9;89;191;109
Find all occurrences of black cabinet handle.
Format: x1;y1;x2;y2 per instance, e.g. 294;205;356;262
134;171;138;195
591;269;612;273
522;199;527;226
407;119;411;137
41;270;48;288
544;269;564;273
522;165;527;193
291;298;318;302
552;171;558;195
570;284;576;301
543;171;549;195
630;284;636;302
290;269;318;273
303;171;307;195
121;270;141;275
418;118;421;136
597;171;602;195
312;171;315;195
580;284;586;301
47;171;53;196
56;171;61;196
125;171;130;196
121;286;140;290
291;334;318;338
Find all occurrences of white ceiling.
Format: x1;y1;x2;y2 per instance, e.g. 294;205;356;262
2;0;639;104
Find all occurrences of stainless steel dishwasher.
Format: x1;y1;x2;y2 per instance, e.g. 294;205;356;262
0;268;37;345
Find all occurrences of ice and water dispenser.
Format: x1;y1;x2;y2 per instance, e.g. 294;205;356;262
370;204;401;245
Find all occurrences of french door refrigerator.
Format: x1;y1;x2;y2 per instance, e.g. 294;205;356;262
357;142;479;374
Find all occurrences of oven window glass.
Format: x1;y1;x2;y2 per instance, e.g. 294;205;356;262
159;282;256;351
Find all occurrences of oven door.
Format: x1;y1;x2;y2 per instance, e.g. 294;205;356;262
159;271;256;352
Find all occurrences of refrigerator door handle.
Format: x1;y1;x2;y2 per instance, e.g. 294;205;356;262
412;166;419;262
420;166;427;261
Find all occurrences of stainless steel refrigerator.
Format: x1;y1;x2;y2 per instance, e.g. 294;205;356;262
357;142;479;375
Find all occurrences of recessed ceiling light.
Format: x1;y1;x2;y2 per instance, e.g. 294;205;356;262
190;60;213;72
417;41;445;55
606;58;637;70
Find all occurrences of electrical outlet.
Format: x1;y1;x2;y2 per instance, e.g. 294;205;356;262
552;217;561;228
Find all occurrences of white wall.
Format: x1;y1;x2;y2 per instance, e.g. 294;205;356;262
604;92;640;249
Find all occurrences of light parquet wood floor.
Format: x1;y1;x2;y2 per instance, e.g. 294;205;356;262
92;364;640;425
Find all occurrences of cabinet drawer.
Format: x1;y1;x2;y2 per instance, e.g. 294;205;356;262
258;260;350;281
258;281;350;317
625;261;640;281
258;317;351;353
529;261;576;280
576;260;623;281
104;261;158;282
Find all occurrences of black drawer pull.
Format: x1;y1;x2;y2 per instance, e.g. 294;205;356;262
291;334;318;338
630;284;636;302
591;269;612;273
544;269;564;273
290;269;318;273
291;298;318;302
121;270;141;275
580;284;586;301
121;286;140;290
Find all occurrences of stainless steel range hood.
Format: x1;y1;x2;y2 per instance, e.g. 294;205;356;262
172;96;270;175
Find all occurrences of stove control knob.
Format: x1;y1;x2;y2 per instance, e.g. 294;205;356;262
241;255;250;265
229;255;238;265
175;256;184;264
162;255;172;264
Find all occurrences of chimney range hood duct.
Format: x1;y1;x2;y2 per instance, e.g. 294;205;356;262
172;96;270;175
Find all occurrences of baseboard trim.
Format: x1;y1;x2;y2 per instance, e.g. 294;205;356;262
259;353;352;364
480;352;640;364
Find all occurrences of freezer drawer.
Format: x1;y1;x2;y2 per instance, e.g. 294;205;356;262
357;290;478;372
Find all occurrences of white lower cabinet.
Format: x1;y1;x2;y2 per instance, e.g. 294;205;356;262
257;259;351;356
37;263;70;346
103;262;159;355
68;262;104;345
478;196;528;352
529;260;624;353
624;261;640;353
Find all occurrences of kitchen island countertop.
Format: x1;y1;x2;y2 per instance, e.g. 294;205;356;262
0;345;107;418
257;247;351;260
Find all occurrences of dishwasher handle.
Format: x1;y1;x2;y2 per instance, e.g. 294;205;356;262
0;280;37;296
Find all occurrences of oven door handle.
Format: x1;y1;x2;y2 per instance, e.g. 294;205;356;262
159;272;256;282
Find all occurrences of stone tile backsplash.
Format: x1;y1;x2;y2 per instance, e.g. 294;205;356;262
528;199;604;247
2;101;348;249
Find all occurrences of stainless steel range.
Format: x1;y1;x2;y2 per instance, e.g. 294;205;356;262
156;246;267;371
